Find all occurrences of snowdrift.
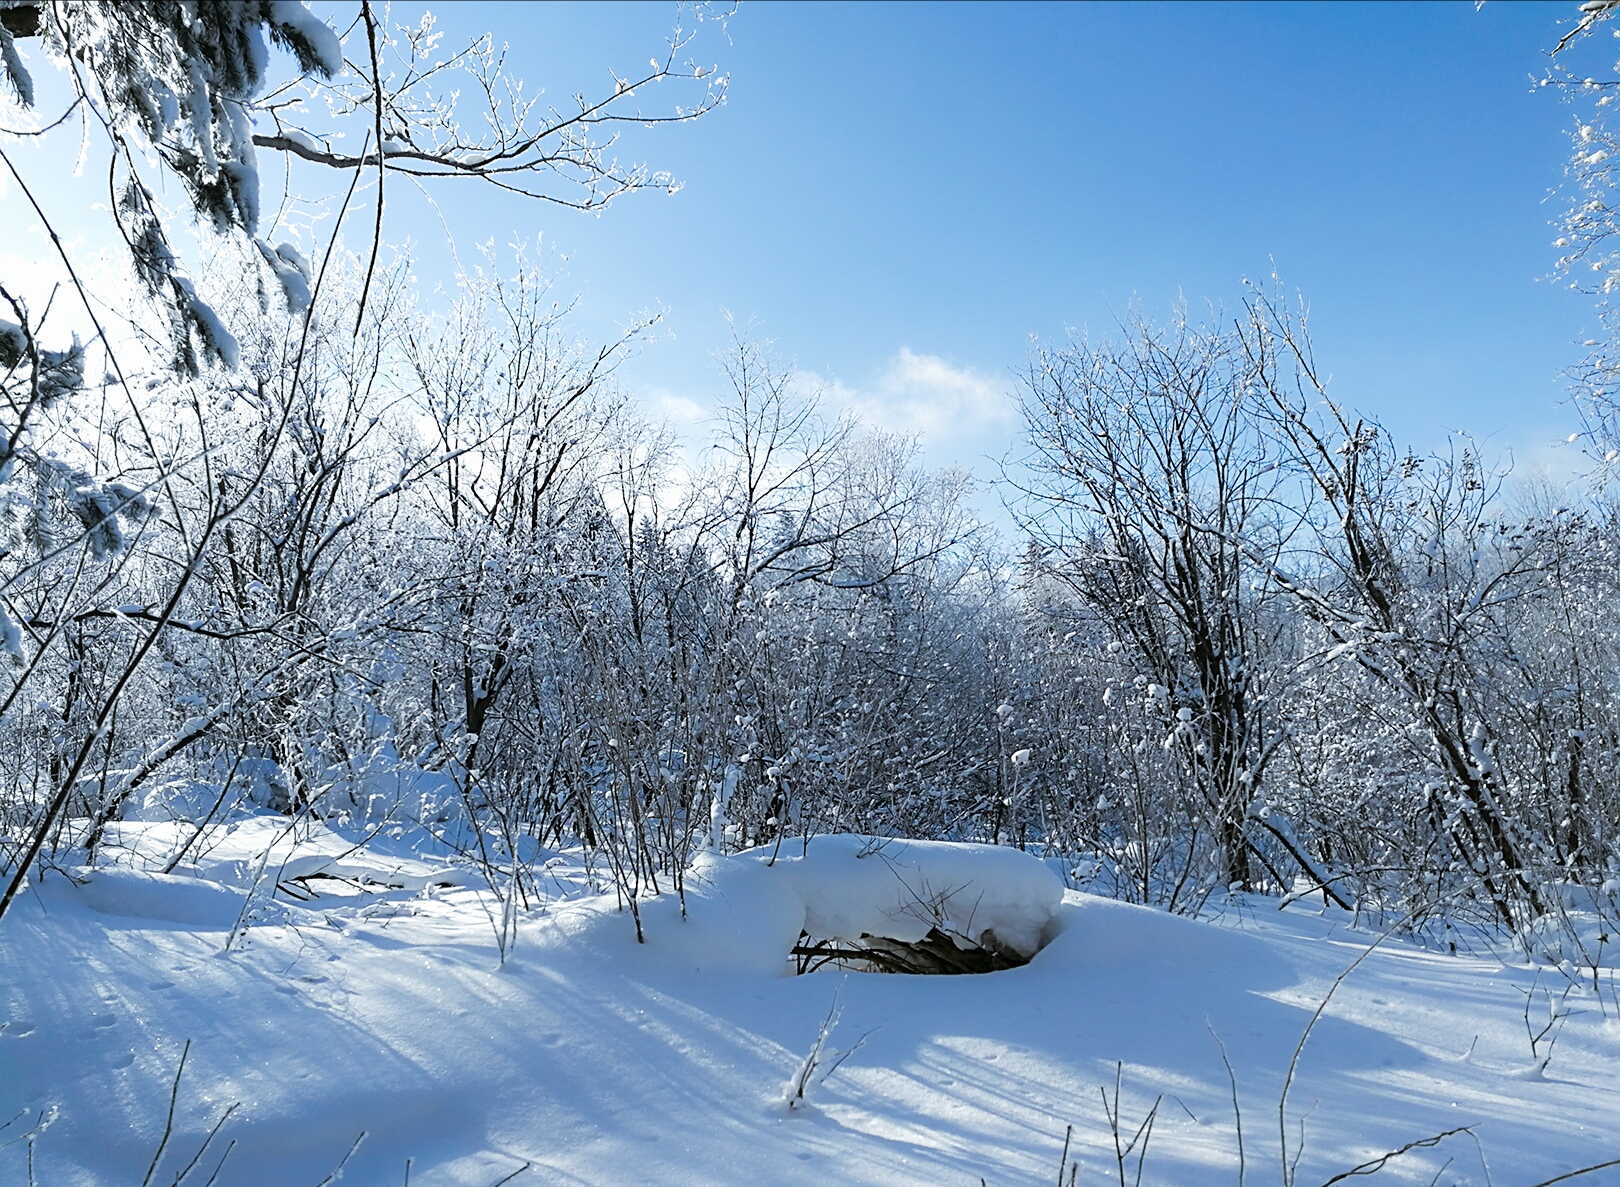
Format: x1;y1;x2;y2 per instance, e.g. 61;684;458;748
5;820;1620;1187
568;835;1065;978
754;834;1063;959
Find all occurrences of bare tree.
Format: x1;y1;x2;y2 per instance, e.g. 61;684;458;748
1012;309;1295;894
1243;292;1553;928
0;2;729;922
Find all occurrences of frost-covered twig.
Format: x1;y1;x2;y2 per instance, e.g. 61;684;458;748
783;984;872;1110
311;1131;367;1187
1098;1063;1161;1187
138;1038;190;1187
1520;973;1578;1075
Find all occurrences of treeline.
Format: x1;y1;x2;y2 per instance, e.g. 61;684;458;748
2;257;1618;957
4;1;1620;961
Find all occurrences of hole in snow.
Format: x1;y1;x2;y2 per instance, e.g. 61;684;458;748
791;925;1036;975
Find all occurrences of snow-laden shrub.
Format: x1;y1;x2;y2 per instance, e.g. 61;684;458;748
321;761;464;827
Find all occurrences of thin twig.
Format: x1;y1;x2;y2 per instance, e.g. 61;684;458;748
1280;915;1414;1187
197;1140;235;1187
167;1101;238;1187
140;1039;190;1187
1524;1157;1620;1187
1318;1126;1474;1187
1208;1020;1244;1187
488;1163;531;1187
311;1131;367;1187
355;0;386;337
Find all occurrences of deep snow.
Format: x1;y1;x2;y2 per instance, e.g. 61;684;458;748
2;818;1617;1186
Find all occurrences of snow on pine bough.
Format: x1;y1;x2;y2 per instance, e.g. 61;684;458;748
734;835;1064;976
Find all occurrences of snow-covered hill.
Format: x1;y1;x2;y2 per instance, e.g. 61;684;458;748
2;820;1616;1186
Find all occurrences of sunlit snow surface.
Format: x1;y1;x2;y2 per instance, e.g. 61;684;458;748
2;817;1617;1185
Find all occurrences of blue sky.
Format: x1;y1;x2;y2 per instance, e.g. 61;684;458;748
386;0;1595;488
0;1;1600;495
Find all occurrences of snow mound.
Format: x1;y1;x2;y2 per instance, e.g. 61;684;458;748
679;835;1063;970
47;866;246;928
558;836;1064;978
1519;880;1620;971
320;758;465;825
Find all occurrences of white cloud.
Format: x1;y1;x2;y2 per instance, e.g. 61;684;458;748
824;348;1014;443
642;386;709;430
633;348;1019;498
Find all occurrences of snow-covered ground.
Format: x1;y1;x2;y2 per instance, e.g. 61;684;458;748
2;819;1617;1186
